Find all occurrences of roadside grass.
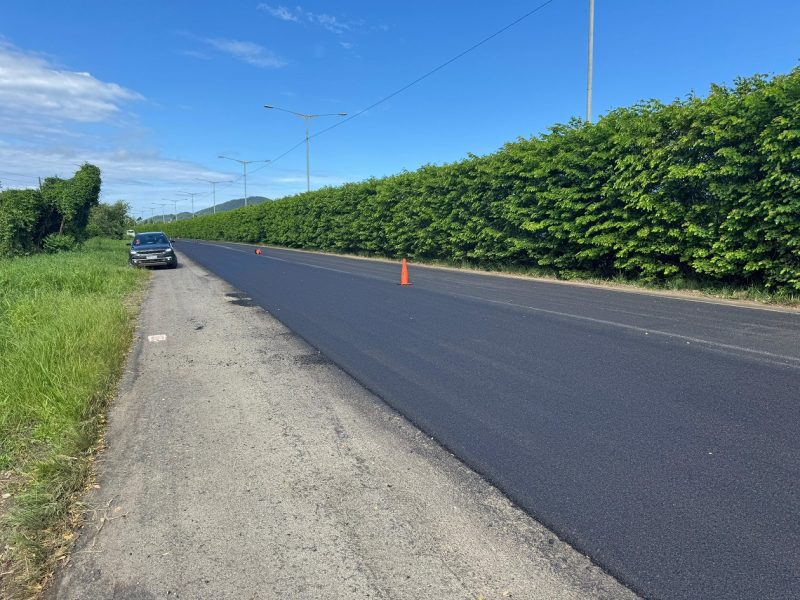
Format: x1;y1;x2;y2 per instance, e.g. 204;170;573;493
0;238;148;598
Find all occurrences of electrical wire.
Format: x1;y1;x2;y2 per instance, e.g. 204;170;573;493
245;0;558;178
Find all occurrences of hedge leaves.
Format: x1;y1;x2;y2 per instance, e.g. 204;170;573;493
164;69;800;291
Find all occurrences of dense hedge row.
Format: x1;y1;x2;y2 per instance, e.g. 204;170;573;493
164;70;800;290
0;164;101;257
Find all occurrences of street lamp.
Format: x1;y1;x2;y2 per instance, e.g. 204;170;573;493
177;191;199;217
163;198;178;222
153;203;169;224
196;178;232;214
217;157;269;208
587;0;595;123
263;104;347;192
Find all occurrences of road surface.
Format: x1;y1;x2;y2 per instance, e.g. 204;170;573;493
174;240;799;600
49;255;633;600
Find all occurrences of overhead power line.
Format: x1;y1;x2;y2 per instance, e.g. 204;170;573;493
245;0;558;178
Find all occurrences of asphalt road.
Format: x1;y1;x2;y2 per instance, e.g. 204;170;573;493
51;255;633;599
175;239;800;600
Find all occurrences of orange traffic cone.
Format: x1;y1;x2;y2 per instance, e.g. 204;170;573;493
400;257;412;286
254;248;263;255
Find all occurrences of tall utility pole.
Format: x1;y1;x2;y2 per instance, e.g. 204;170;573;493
178;191;199;217
586;0;595;123
153;203;169;223
197;179;232;214
162;198;177;221
263;104;347;192
218;157;269;208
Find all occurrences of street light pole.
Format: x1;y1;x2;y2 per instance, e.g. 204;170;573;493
263;104;347;192
304;119;310;192
196;179;232;214
177;191;199;217
218;157;269;208
162;198;177;221
586;0;595;123
153;203;170;223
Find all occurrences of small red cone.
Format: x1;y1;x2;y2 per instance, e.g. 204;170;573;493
255;248;263;255
400;257;411;286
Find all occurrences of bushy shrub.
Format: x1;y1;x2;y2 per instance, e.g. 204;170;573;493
0;189;44;256
0;164;102;257
86;201;131;239
42;233;78;253
163;69;800;291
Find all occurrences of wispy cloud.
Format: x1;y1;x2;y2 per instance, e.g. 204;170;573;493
0;40;142;126
0;41;233;211
259;4;298;22
200;37;286;68
180;49;211;60
257;4;353;34
0;140;233;209
314;13;350;34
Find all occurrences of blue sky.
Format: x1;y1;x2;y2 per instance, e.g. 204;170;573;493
1;1;798;218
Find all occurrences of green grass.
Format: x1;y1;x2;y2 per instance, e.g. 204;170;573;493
0;238;148;598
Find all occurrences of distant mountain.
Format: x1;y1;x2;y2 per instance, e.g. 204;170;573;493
195;196;270;216
141;196;270;224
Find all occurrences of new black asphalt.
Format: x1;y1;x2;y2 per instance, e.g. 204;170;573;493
174;239;800;600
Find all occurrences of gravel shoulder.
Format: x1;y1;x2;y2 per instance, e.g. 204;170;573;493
47;255;637;600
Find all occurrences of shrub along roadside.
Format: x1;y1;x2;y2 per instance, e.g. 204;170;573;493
0;164;101;258
0;238;148;598
163;69;800;294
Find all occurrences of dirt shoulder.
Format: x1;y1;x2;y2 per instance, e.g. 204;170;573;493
47;255;637;599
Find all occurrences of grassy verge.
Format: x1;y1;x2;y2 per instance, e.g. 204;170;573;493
0;238;148;598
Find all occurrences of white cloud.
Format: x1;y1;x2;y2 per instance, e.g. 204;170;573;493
201;37;286;68
315;14;349;34
0;41;353;213
246;168;349;199
257;4;353;34
0;42;233;212
273;175;307;184
0;40;142;125
258;4;298;22
180;49;211;60
339;41;354;50
0;141;232;209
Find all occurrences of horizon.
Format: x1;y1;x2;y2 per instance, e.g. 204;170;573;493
1;1;798;217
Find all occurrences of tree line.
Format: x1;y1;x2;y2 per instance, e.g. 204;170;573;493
169;68;795;292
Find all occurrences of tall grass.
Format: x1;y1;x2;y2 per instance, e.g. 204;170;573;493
0;238;148;597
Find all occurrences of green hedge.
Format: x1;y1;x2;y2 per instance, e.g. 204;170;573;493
0;164;101;258
163;70;800;291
